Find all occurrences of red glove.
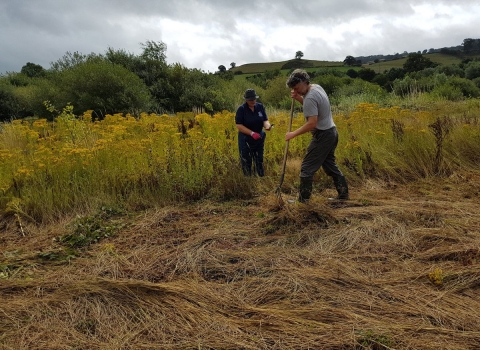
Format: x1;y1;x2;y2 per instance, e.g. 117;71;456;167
251;132;261;140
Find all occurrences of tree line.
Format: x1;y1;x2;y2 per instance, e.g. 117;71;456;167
0;41;245;121
1;40;480;122
351;38;480;64
341;52;480;96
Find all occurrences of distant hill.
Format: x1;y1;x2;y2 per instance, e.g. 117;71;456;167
230;53;470;76
231;38;480;75
355;39;480;64
362;52;478;72
230;59;343;75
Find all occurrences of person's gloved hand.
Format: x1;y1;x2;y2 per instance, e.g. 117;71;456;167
251;132;261;140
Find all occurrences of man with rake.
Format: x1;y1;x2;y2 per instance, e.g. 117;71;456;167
285;69;349;202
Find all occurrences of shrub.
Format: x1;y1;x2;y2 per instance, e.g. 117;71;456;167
392;76;435;96
465;61;480;80
0;79;20;121
473;77;480;89
56;61;153;116
262;76;290;108
346;69;358;78
314;74;351;96
435;64;465;78
448;77;480;98
429;84;464;101
357;67;377;82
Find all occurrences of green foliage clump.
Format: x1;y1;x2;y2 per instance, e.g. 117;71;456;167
0;79;20;121
447;76;480;98
56;61;153;116
314;75;351;96
465;60;480;80
403;52;438;73
429;84;464;101
58;206;125;248
261;76;290;108
245;69;282;89
435;64;465;78
37;249;78;262
20;62;46;78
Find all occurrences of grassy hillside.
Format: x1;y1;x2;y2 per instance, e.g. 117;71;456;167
365;52;469;72
233;52;480;76
231;59;343;74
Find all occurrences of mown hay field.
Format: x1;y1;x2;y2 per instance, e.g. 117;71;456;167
1;173;480;349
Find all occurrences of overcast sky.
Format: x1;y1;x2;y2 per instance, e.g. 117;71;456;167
1;0;479;74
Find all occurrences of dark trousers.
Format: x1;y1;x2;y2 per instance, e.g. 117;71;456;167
238;131;266;176
300;127;343;179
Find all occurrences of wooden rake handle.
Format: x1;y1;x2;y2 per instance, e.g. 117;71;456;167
277;98;294;191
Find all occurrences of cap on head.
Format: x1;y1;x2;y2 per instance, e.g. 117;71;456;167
286;69;310;88
244;89;259;100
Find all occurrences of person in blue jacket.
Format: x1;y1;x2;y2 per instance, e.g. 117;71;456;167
235;89;272;176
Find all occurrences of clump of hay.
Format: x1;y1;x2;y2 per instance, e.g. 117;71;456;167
261;192;335;228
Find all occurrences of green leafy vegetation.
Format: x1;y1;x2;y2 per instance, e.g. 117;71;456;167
1;39;480;121
58;206;127;248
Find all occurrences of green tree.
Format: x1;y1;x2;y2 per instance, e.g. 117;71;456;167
20;62;46;78
462;38;476;53
346;69;358;78
127;41;170;112
56;61;152;116
12;77;59;119
448;76;480;97
372;73;388;88
0;77;21;120
358;68;377;82
385;67;406;81
50;51;101;71
403;53;437;73
215;65;233;81
140;40;167;62
6;72;30;87
435;64;465;78
465;61;480;80
295;51;304;59
261;75;290;107
104;47;141;72
245;69;281;89
343;55;357;66
314;74;350;96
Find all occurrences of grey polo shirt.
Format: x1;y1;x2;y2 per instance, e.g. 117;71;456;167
303;84;335;130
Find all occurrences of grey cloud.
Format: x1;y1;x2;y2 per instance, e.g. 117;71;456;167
0;0;478;74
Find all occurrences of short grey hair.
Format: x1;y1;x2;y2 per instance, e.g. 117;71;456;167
286;69;310;88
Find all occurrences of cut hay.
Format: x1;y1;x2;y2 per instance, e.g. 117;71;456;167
2;173;480;349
